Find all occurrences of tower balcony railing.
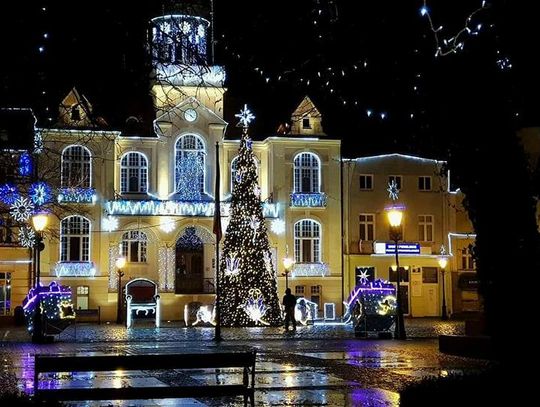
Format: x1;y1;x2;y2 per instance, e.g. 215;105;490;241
58;187;97;204
53;261;96;277
290;192;327;208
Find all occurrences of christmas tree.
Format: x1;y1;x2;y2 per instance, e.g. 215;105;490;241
219;105;282;327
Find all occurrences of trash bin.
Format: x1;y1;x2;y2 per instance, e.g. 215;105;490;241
14;305;25;326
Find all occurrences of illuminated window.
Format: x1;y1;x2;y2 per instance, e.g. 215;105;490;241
418;215;434;242
293;152;320;193
120;152;148;193
61;145;91;188
418;176;432;191
175;134;205;198
359;174;373;190
294;219;321;263
121;230;148;263
461;247;475;270
60;216;90;262
359;214;375;241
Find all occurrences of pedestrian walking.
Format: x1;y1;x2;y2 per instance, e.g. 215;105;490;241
282;288;297;331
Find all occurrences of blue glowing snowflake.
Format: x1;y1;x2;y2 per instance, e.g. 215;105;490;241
0;183;20;205
29;182;52;206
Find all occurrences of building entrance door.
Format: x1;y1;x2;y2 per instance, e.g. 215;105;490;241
175;227;204;294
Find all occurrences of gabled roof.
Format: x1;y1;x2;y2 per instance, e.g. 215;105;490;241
291;96;322;119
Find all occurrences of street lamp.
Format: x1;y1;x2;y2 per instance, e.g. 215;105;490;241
31;212;48;343
282;246;295;290
387;207;406;340
115;257;126;324
438;255;449;320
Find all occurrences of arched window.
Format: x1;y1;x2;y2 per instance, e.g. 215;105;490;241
60;216;91;262
61;145;91;188
175;134;205;200
294;219;321;263
230;155;259;192
120;152;148;193
293;152;320;193
121;230;148;263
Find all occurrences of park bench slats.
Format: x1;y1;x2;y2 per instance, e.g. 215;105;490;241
34;351;256;406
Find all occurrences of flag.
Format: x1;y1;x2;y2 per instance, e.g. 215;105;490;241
213;142;223;242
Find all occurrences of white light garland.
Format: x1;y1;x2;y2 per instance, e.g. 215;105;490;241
108;245;120;291
54;262;96;277
158;246;175;292
291;263;330;277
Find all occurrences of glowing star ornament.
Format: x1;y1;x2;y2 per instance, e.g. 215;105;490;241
10;197;34;222
225;253;240;277
358;269;370;284
235;104;255;127
18;226;36;248
242;289;269;326
160;217;176;233
387;180;400;201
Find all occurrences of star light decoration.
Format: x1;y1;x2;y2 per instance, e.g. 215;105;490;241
235;104;255;127
387;180;400;201
10;197;34;222
357;269;371;285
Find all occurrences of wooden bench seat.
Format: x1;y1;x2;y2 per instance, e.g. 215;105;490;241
34;352;256;406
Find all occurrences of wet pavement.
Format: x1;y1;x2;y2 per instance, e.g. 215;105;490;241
0;319;490;406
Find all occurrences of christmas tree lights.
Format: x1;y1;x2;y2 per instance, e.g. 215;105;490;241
219;107;282;326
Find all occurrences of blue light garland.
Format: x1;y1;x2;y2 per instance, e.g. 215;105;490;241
18;152;32;176
58;187;97;204
290;192;327;207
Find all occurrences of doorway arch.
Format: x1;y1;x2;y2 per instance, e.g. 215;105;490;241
175;227;204;294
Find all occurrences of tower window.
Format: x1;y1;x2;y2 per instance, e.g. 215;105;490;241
71;105;81;121
302;117;311;129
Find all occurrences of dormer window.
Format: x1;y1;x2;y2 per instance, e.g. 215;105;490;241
302;117;311;129
71;105;81;121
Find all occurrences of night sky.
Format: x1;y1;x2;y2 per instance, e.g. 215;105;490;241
1;0;539;158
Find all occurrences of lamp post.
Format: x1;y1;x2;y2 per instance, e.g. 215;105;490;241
115;257;126;324
31;213;48;343
282;246;294;290
438;256;448;320
387;207;406;340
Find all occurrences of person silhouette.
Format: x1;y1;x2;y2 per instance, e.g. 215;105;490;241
282;288;297;331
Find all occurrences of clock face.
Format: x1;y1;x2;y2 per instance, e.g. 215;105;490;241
184;108;198;122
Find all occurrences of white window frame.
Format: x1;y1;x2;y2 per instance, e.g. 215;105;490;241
120;152;148;193
121;230;148;263
359;174;373;190
61;145;92;188
388;175;402;190
174;134;206;195
294;219;321;263
60;216;91;262
418;214;434;242
418;176;432;191
293;152;320;194
359;213;375;241
461;247;475;270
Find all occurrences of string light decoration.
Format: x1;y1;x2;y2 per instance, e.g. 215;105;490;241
219;107;282;326
175;152;203;201
0;183;20;206
158;246;175;291
22;282;74;333
18;151;32;176
58;187;97;204
290;192;327;207
420;0;491;57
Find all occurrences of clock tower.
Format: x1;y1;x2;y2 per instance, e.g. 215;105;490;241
149;12;226;119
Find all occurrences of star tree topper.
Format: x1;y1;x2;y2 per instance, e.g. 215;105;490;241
235;104;255;127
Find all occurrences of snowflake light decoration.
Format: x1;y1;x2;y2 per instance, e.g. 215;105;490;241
18;226;35;248
235;104;255;127
102;216;119;232
225;252;240;277
387;180;400;201
160;217;176;233
242;289;269;326
29;182;52;206
271;219;285;235
0;183;20;205
10;197;34;222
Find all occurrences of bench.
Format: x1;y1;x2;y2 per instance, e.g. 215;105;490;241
75;307;101;324
34;351;256;406
125;278;160;328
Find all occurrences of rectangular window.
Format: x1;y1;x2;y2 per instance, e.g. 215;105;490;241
311;285;321;295
461;247;475;270
295;286;305;296
76;285;89;310
418;176;432;191
418;215;434;242
359;214;375;241
422;267;438;283
389;267;409;283
302;117;311;129
359;174;373;190
388;175;402;190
